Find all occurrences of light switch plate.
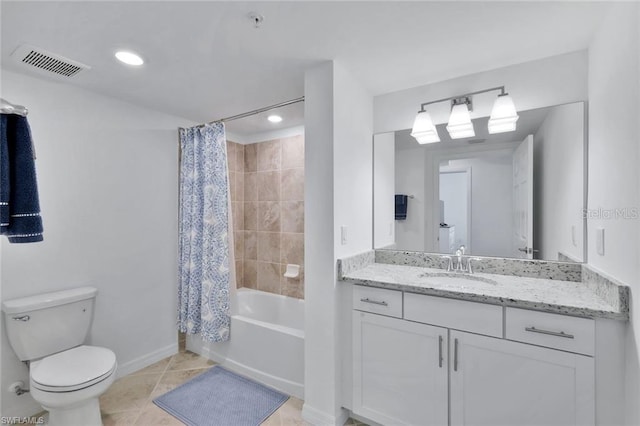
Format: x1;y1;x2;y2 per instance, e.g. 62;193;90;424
596;227;605;255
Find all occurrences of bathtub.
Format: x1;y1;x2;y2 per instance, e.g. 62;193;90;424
187;288;305;398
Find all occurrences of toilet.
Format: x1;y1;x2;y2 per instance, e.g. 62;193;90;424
2;287;117;426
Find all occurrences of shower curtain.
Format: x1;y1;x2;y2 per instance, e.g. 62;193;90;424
178;122;233;342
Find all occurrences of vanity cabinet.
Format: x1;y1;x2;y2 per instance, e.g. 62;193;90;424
450;330;594;426
352;285;595;426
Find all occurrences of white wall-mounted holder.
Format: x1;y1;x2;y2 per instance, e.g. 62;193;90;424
284;264;300;279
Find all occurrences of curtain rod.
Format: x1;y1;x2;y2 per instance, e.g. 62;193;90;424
180;96;305;131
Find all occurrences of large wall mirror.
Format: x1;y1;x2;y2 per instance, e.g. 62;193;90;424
373;102;587;262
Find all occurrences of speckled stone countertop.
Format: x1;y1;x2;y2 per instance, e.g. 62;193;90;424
341;262;628;321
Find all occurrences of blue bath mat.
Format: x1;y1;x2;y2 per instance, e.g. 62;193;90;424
153;366;289;426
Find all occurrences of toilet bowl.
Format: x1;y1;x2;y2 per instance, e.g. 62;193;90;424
2;287;117;426
30;346;117;425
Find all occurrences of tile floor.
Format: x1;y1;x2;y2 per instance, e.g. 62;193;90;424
96;341;367;426
33;337;367;426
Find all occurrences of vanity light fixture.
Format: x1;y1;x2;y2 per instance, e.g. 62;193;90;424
488;93;519;134
410;86;519;144
410;111;440;144
446;97;475;139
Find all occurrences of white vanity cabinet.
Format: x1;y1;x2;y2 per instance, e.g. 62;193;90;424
352;285;595;426
450;330;594;426
353;311;448;426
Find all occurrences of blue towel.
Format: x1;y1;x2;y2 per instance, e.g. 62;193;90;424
0;114;43;243
395;194;408;220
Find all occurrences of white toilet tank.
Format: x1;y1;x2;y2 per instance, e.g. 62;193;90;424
2;287;98;361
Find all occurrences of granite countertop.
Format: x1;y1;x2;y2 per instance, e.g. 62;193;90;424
341;262;628;320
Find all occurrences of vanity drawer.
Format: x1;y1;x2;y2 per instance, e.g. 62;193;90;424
353;286;403;318
404;293;503;337
505;308;594;356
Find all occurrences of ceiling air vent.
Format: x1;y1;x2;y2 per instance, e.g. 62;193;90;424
11;45;90;78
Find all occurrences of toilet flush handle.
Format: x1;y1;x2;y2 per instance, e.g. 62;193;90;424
12;315;30;322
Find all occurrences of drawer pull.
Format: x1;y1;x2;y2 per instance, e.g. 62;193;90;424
525;326;574;339
453;338;459;372
360;298;388;307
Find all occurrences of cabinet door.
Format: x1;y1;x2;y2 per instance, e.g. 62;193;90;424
353;311;448;426
450;330;594;426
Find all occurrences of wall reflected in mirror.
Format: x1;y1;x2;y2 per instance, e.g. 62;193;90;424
373;102;586;262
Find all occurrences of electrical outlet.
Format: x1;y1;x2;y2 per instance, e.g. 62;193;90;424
596;227;605;255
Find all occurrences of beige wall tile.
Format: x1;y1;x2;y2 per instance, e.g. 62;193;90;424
235;144;244;173
226;141;236;173
235;260;243;288
229;171;237;202
244;143;257;172
281;168;304;201
231;201;243;231
244;201;257;231
258;139;281;171
258;201;281;232
281;232;304;265
258;171;281;201
233;231;244;260
243;260;257;289
281;201;304;233
281;135;304;169
257;261;281;294
236;171;244;201
244;230;257;260
244;172;257;201
281;264;304;299
258;232;281;263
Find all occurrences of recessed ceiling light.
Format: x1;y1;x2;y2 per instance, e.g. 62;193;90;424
115;51;144;66
267;115;282;123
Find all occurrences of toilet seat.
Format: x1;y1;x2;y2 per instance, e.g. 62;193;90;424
31;345;117;393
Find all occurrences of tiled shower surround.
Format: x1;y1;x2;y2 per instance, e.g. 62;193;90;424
227;135;305;299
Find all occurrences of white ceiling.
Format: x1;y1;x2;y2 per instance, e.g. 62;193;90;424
1;1;610;138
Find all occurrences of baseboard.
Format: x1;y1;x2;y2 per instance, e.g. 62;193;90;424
196;345;304;399
115;342;178;378
301;404;349;426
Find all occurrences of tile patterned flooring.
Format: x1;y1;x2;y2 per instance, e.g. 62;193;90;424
99;349;310;426
34;336;367;425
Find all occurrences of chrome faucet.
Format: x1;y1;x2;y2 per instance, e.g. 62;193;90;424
455;245;466;272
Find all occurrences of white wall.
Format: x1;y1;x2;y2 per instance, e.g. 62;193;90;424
373;133;395;249
533;103;585;262
586;3;640;425
0;70;184;417
394;145;426;252
303;60;373;425
374;50;588;134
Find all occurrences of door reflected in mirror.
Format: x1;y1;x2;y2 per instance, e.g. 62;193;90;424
373;102;586;262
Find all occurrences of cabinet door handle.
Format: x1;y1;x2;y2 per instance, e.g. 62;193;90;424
453;338;459;372
438;335;443;368
525;326;574;339
360;298;388;307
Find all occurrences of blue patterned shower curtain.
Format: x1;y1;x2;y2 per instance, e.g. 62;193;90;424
178;122;231;342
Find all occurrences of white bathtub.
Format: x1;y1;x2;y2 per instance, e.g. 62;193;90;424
187;288;305;398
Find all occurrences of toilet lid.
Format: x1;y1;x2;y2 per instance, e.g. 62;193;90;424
31;345;116;391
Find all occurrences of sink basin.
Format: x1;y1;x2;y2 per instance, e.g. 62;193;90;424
419;271;498;285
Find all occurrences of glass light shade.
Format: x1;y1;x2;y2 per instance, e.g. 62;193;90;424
446;103;475;139
488;94;519;134
410;111;440;144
